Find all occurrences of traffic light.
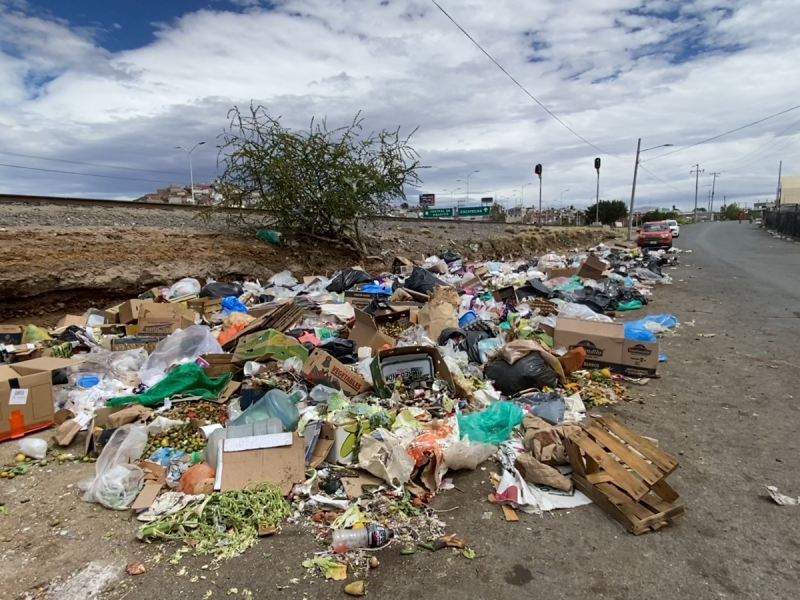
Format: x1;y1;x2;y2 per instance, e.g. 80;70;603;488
534;164;542;178
594;158;601;171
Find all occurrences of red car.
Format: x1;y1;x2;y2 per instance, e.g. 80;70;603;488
637;221;673;249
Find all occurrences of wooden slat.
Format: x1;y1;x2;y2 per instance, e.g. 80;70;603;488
570;430;651;501
572;474;636;535
586;423;664;486
652;479;680;503
585;472;614;485
596;416;679;474
633;506;685;534
640;491;674;514
563;437;586;476
490;473;519;522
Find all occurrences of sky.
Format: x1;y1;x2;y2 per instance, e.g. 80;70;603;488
1;0;798;210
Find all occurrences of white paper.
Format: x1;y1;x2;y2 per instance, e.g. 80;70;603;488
767;486;800;506
223;432;292;452
9;389;29;405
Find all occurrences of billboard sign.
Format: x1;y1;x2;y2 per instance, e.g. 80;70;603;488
419;193;435;207
481;197;493;203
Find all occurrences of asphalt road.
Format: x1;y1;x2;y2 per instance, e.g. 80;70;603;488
93;222;800;600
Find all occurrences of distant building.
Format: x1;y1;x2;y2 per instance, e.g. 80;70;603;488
136;182;223;205
779;176;800;206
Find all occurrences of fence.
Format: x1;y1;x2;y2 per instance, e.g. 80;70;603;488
764;205;800;238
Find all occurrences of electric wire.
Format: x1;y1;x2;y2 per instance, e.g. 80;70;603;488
0;162;179;184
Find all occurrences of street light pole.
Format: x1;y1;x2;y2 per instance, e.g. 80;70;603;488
627;140;674;240
463;170;479;204
520;182;533;208
175;141;205;204
560;189;570;204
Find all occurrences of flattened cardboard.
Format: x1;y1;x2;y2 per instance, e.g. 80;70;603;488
577;255;607;280
200;353;243;380
301;348;372;396
137;303;195;336
546;267;579;280
233;329;309;365
369;346;455;399
130;462;168;511
310;422;336;468
341;470;384;498
0;325;23;345
187;297;222;318
0;365;53;436
118;300;154;324
219;432;305;495
54;315;87;330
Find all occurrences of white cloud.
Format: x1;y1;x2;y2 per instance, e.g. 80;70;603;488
0;0;798;210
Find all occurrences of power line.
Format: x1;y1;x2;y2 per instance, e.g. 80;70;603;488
638;165;689;194
428;0;616;158
717;115;800;172
642;102;800;163
0;150;217;179
0;162;178;184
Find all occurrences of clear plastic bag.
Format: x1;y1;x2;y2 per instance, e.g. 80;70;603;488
80;424;148;510
17;438;48;460
167;277;202;299
269;270;298;288
107;349;148;386
138;325;223;387
442;436;497;471
538;253;567;272
558;302;613;323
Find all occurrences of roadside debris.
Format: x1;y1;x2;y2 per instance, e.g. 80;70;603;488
0;241;686;584
766;486;799;506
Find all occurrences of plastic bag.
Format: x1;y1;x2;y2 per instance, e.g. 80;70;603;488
257;229;282;245
22;324;52;344
558;302;613;323
442;436;497;470
138;325;223;388
17;438;48;460
326;269;373;294
538;253;566;272
309;384;347;406
485;353;560;396
516;391;566;425
81;424;148;510
269;270;298;288
457;401;523;445
107;349;148;386
401;267;449;295
167;277;201;299
200;281;244;298
634;267;664;282
222;296;248;315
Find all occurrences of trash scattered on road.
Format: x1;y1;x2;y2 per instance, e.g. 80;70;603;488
0;241;687;584
766;486;799;506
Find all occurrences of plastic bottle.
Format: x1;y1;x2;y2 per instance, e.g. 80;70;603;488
230;389;300;431
331;524;393;551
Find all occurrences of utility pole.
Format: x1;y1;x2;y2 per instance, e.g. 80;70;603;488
709;172;720;221
691;164;704;223
628;139;641;240
776;160;782;207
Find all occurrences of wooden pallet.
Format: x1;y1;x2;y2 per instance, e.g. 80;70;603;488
565;415;685;535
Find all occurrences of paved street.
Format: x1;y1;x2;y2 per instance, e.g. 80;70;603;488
82;223;800;600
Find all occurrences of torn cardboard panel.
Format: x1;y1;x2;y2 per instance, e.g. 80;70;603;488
348;308;410;354
233;329;309;365
219;432;305;495
301;348;372;397
137;303;195;336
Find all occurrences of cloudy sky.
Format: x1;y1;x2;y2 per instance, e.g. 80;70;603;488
0;0;798;211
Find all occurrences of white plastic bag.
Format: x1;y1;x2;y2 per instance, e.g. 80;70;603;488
442;436;497;471
138;325;223;387
538;253;566;272
558;302;613;323
269;270;298;288
167;277;202;299
80;424;147;510
17;438;48;460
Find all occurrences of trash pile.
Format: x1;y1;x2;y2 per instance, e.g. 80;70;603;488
0;243;687;581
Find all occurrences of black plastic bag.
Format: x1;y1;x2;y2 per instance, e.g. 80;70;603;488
516;279;551;301
581;288;616;313
439;250;462;264
320;339;358;364
438;328;467;346
403;267;449;295
326;269;373;294
485;353;559;396
200;282;244;298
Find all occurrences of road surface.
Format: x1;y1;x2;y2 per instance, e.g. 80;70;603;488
20;222;800;600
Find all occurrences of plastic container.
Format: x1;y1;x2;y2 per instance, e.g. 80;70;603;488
230;390;300;431
331;524;393;551
77;375;101;389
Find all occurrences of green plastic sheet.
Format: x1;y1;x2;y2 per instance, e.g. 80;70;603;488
107;363;232;408
457;401;524;445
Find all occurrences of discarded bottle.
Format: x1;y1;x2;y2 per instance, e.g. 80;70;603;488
331;524;393;551
230;389;299;431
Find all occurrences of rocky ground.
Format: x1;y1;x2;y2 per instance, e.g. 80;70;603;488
0;202;608;323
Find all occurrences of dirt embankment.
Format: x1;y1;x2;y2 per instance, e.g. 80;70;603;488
0;213;609;322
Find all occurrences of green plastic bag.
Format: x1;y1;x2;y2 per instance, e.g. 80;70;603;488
618;300;643;311
457;401;524;445
257;229;282;245
107;363;232;408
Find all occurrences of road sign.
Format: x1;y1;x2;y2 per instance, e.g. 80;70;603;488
481;197;493;203
419;193;436;206
458;206;491;217
423;207;454;218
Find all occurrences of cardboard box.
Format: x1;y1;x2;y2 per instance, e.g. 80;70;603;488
577;255;607;280
199;353;243;380
553;318;659;377
131;461;167;511
0;357;78;438
118;299;154;324
369;346;455;399
137;303;195;336
218;432;305;495
85;405;127;455
301;348;372;396
349;308;410;354
54;315;87;330
546;267;579;280
233;329;309;365
110;337;162;353
188;297;223;319
492;285;517;304
0;325;23;345
344;291;378;311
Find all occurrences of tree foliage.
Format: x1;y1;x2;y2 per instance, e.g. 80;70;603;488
641;210;678;223
212;104;425;254
584;200;629;225
721;203;741;220
489;203;507;223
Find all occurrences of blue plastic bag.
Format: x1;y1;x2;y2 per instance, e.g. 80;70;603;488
359;284;392;295
624;314;678;341
222;296;248;315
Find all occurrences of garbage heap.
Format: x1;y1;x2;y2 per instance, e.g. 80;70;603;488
0;243;687;573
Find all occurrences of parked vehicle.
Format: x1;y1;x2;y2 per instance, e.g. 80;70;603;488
666;219;680;238
637;221;673;249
